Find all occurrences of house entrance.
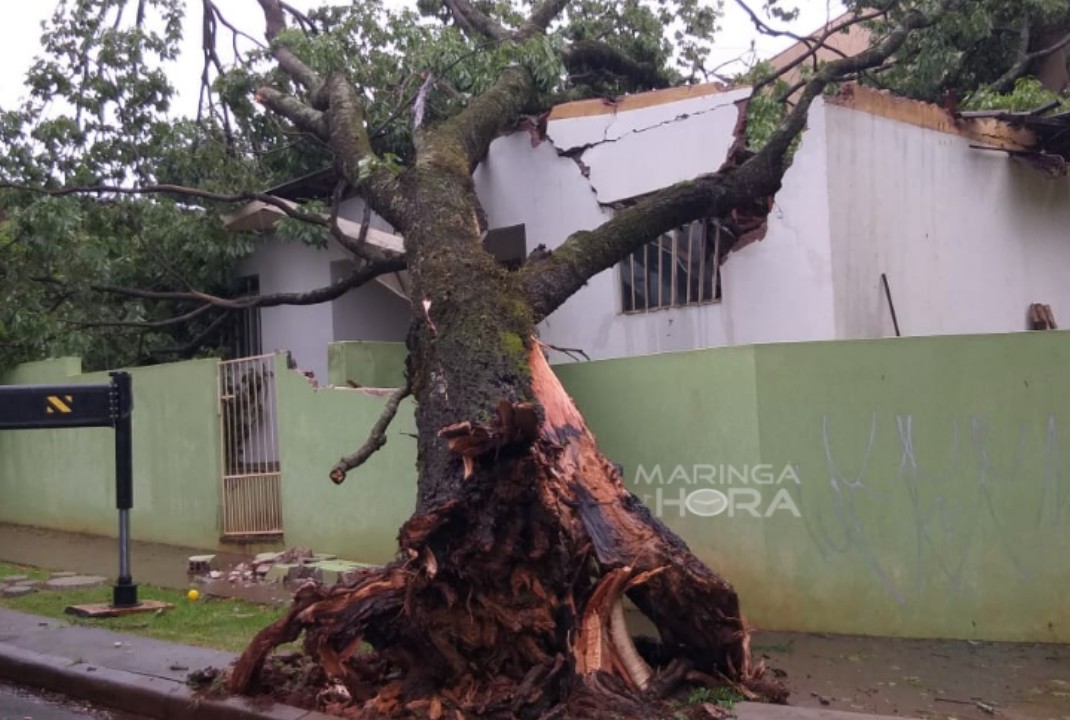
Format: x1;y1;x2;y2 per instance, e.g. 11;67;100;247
217;354;283;538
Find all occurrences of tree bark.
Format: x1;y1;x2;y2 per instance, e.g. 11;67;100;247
226;9;793;717
229;212;785;713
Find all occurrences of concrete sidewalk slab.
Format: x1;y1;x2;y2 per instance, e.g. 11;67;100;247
0;608;327;720
735;703;920;720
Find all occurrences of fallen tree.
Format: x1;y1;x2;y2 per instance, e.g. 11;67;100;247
1;0;961;716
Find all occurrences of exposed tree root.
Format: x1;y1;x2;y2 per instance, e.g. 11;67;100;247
227;342;786;717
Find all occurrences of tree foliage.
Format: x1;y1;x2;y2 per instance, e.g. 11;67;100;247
854;0;1070;103
3;0;1060;373
0;0;721;371
2;0;1041;715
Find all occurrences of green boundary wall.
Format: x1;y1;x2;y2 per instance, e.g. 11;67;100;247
0;357;222;548
3;332;1069;642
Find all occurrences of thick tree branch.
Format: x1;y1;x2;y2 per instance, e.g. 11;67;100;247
432;68;539;171
442;0;510;42
94;255;406;310
257;0;324;94
564;40;674;89
252;2;402;231
323;74;374;183
329;381;412;485
520;0;955;320
991;21;1070;94
254;87;328;137
519;0;573;39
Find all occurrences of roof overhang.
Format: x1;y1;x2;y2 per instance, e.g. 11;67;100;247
222;198;410;300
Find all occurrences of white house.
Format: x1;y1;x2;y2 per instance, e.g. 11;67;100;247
224;81;1070;384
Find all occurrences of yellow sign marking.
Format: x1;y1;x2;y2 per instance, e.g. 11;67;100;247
45;395;73;414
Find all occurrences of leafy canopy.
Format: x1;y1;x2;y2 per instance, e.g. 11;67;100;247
4;0;1067;371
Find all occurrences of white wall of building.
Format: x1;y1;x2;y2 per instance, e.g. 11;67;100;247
238;83;1070;369
473;87;838;361
238;197;406;382
825;105;1070;339
239;237;334;381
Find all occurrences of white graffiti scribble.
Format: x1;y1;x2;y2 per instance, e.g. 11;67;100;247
802;412;1065;605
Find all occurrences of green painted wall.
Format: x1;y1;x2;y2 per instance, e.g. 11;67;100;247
553;346;766;596
558;332;1070;643
275;355;417;562
751;332;1070;642
328;341;407;389
4;332;1070;643
0;357;223;550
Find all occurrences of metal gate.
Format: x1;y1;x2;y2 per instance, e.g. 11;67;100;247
218;354;283;537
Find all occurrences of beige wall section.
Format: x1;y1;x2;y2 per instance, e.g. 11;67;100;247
765;13;874;92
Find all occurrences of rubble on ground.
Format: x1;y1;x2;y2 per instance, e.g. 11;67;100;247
187;548;376;590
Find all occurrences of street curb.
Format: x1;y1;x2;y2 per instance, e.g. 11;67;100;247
0;641;331;720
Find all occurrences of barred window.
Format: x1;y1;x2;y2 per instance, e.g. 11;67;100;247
620;219;722;313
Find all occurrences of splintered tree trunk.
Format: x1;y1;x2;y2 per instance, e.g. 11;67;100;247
228;159;785;719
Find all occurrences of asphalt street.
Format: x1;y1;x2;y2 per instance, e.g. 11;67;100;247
0;681;142;720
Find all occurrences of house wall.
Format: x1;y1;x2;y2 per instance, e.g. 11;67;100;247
238;196;407;382
472;87;838;361
329;261;409;345
239;237;335;381
825;104;1070;339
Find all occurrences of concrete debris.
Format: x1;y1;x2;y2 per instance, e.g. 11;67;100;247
187;547;377;592
187;554;217;575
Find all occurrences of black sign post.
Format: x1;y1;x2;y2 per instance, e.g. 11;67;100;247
0;372;138;608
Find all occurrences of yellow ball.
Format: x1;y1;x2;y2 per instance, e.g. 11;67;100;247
187;589;200;601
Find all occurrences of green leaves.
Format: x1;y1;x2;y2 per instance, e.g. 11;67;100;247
852;0;1070;103
963;76;1070;112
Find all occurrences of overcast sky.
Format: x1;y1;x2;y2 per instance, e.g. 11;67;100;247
0;0;846;114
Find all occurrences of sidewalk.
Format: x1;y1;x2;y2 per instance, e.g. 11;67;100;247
0;607;325;720
0;522;253;590
0;607;916;720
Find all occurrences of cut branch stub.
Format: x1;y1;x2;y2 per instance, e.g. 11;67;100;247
438;399;540;478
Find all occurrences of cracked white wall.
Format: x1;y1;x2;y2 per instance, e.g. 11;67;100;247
473;89;838;360
826;105;1070;338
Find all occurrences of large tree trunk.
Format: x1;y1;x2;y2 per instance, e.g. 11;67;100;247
227;152;785;719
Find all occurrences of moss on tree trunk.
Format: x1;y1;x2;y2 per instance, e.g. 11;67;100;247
227;69;785;720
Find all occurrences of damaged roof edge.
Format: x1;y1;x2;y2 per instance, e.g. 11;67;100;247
546;82;738;121
825;82;1037;152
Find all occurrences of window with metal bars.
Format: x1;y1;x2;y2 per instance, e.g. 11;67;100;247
619;218;722;313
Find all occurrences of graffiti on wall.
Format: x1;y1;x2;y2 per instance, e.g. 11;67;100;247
800;412;1066;604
